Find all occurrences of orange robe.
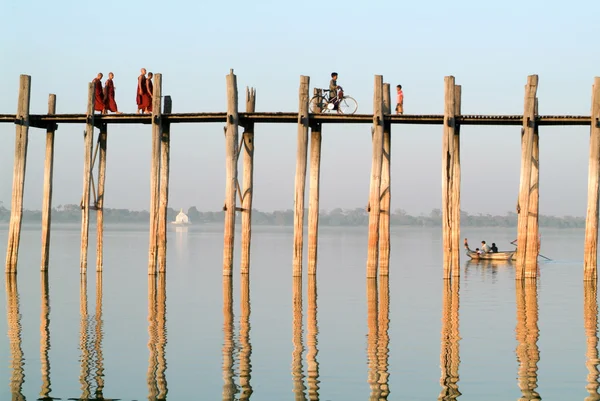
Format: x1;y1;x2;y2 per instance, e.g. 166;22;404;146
104;79;118;113
93;78;105;112
146;79;153;112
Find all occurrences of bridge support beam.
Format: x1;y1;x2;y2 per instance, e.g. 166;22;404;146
223;70;239;277
379;83;391;276
584;77;600;281
240;88;256;275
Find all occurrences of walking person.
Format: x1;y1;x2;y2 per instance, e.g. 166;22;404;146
103;72;121;114
92;73;106;114
396;84;404;114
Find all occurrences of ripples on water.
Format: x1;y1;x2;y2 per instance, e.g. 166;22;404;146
2;226;600;400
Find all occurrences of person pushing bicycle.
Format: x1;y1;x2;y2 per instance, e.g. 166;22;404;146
329;72;341;110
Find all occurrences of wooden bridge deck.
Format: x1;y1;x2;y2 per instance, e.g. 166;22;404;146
0;113;594;127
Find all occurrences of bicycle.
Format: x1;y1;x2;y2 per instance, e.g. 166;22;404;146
309;87;358;115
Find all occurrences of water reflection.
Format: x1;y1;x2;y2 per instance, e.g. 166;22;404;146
39;272;55;401
515;279;541;400
239;274;253;400
438;279;461;401
222;275;237;400
292;276;307;401
306;275;320;400
584;281;600;401
148;273;168;401
366;277;391;400
6;274;25;401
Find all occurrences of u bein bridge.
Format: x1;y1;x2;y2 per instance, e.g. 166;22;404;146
5;269;600;399
1;71;600;281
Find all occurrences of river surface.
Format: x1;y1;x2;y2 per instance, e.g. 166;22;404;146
0;222;597;400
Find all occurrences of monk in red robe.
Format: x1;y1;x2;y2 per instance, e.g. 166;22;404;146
92;73;106;114
146;72;154;113
137;68;151;114
103;72;121;114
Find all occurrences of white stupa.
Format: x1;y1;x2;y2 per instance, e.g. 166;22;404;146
171;208;191;225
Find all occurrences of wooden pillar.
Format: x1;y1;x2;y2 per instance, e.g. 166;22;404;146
308;89;322;276
223;69;239;277
584;78;600;281
95;124;107;272
525;98;540;277
442;77;461;278
239;273;253;400
157;96;172;273
80;83;95;274
41;94;56;271
516;75;539;279
306;274;320;400
293;76;310;277
367;75;385;278
148;74;163;275
584;281;600;399
40;272;52;399
240;88;256;275
379;83;392;276
292;276;307;400
5;75;31;274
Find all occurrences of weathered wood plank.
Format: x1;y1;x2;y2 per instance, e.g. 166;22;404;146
147;74;163;275
79;83;95;274
95;124;107;271
379;83;391;276
516;75;539;279
41;94;56;271
293;76;310;277
367;75;384;278
307;88;323;276
223;70;239;276
584;78;600;281
5;75;31;273
157;96;172;273
451;85;462;276
240;88;256;275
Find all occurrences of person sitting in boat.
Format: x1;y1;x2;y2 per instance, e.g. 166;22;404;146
475;248;481;254
480;241;491;253
490;243;499;253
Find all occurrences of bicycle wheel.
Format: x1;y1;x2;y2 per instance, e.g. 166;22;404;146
309;95;327;113
338;96;358;114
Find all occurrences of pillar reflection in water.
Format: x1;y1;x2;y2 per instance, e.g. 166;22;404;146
515;279;541;401
222;275;237;401
584;280;600;401
94;272;105;400
438;279;461;401
6;274;25;401
306;275;320;400
78;274;92;400
148;273;168;401
292;276;307;401
239;274;253;400
39;272;54;401
377;275;390;400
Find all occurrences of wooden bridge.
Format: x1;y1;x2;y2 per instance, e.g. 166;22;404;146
1;71;599;281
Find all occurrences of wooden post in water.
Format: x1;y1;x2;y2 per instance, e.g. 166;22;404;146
78;274;91;399
240;88;256;275
293;76;310;277
366;277;380;399
515;279;541;400
41;94;56;271
379;83;392;276
367;75;385;278
80;83;95;274
525;98;540;277
6;275;25;399
377;275;390;398
95;123;107;271
308;88;323;276
584;78;600;281
148;74;163;275
157;96;172;273
156;273;167;399
5;75;31;274
292;276;307;400
40;272;52;399
442;77;461;278
146;275;158;399
94;271;105;396
306;274;320;400
223;70;239;277
222;275;236;399
239;274;253;400
516;75;539;279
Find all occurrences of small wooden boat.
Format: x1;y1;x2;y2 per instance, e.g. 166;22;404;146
464;238;516;261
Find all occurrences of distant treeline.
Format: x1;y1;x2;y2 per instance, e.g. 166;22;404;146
0;202;585;228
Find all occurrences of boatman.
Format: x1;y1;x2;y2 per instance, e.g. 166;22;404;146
481;241;491;253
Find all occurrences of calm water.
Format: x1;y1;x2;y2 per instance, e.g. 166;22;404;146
0;222;597;400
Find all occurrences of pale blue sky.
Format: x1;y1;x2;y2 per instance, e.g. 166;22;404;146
0;0;598;216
